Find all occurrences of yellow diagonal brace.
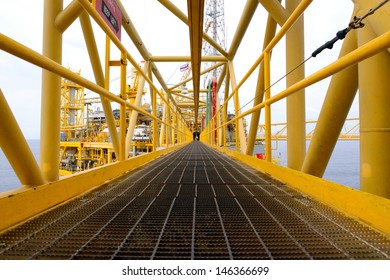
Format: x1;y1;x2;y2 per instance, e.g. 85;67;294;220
0;90;45;186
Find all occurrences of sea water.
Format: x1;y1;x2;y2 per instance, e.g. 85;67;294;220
276;140;360;190
0;140;360;193
0;139;40;192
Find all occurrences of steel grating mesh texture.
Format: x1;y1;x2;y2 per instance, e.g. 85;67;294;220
1;141;390;260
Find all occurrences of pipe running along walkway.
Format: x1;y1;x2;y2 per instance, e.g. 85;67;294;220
0;142;390;260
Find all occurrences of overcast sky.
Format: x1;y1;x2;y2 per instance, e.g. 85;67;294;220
0;0;355;139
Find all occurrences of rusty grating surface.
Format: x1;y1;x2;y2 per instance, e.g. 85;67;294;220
1;141;390;260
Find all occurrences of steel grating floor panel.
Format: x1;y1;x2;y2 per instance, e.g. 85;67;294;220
1;141;390;260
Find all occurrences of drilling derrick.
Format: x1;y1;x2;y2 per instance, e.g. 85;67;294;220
202;0;226;87
201;0;226;139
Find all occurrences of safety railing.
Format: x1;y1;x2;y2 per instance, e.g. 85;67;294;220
200;0;390;199
0;0;192;190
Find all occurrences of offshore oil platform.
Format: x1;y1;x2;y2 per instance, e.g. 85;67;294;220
58;66;241;174
1;0;390;260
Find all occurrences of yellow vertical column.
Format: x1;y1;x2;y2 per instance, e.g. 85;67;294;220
119;52;127;161
40;0;63;182
216;92;222;146
104;36;114;164
152;87;158;152
264;52;272;162
166;92;170;148
286;0;306;170
177;115;181;144
175;110;179;144
172;107;176;145
222;69;230;147
105;36;110;98
108;149;112;164
159;93;165;146
358;25;390;199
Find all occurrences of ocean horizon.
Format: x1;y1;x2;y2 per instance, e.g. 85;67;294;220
0;139;360;193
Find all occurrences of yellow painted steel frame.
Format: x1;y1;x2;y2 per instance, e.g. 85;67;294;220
200;0;390;201
210;144;390;236
0;0;193;234
0;143;188;233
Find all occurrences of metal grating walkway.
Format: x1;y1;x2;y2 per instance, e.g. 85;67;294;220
1;141;390;260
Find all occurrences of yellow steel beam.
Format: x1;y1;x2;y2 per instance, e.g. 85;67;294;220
79;11;120;158
171;89;208;93
358;24;390;199
209;143;390;236
247;14;279;156
150;56;227;62
286;0;306;170
220;30;390;131
116;0;184;120
78;0;181;122
227;0;259;60
168;62;225;91
354;0;390;42
55;0;84;33
119;51;127;161
302;22;358;177
170;91;206;104
40;0;63;182
0;90;45;186
157;0;228;58
0;143;189;233
216;64;227;94
216;90;223;146
222;67;230;147
166;91;171;147
257;118;360;141
258;0;290;26
216;0;313;124
0;34;179;138
151;79;158;151
176;103;206;108
264;52;272;162
160;90;167;146
228;61;247;153
187;0;205;125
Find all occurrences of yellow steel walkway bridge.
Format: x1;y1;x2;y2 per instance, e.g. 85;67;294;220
1;0;390;259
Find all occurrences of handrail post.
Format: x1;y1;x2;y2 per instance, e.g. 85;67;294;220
264;52;272;162
119;51;127;161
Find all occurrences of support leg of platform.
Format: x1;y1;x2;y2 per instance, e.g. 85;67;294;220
40;0;63;182
358;25;390;199
302;26;358;177
286;0;306;170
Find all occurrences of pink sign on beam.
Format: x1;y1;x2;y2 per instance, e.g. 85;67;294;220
95;0;122;40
